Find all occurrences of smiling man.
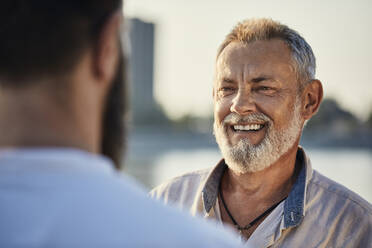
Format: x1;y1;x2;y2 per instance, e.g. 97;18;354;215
151;19;372;247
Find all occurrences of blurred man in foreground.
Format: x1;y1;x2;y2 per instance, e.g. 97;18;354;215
0;1;245;247
151;18;372;247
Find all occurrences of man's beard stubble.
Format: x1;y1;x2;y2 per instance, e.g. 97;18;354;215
214;98;303;174
101;53;127;169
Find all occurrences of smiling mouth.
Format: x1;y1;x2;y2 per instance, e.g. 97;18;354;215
230;123;265;132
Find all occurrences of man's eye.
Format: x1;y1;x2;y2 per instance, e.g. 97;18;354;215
217;87;235;97
259;86;271;91
220;87;233;91
257;86;276;94
219;87;235;93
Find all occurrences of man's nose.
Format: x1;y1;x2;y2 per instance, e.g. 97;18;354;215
230;90;256;115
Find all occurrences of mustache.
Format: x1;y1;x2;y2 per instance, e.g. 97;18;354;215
222;112;271;125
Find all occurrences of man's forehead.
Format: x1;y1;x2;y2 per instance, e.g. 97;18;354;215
215;40;295;80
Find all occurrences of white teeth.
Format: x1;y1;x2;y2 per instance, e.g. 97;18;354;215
233;124;262;131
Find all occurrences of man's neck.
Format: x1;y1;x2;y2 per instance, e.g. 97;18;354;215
0;85;99;153
218;144;300;239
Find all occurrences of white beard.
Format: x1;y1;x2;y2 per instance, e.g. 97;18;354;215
214;98;303;174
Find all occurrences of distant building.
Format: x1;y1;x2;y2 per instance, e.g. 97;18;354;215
127;18;168;126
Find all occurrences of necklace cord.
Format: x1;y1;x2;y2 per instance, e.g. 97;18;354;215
219;182;286;231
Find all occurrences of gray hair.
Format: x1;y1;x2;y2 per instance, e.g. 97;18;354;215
217;18;316;88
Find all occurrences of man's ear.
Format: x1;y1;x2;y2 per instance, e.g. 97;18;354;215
301;79;323;120
93;11;122;87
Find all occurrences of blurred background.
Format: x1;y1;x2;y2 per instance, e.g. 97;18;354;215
121;0;372;202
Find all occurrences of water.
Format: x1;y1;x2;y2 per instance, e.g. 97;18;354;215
124;131;372;202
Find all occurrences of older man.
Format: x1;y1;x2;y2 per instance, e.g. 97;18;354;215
0;1;245;247
151;19;372;247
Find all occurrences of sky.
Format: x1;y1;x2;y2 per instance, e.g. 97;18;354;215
124;0;372;120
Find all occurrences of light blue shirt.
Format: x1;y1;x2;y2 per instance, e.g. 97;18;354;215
0;148;243;247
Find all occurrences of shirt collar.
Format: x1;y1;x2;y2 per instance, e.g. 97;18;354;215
283;147;310;227
202;159;226;213
201;147;313;228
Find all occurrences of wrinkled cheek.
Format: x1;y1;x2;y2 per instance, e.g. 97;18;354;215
214;122;231;147
214;100;231;125
213;115;228;137
213;119;225;135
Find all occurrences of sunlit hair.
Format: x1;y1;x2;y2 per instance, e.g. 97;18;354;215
217;18;316;88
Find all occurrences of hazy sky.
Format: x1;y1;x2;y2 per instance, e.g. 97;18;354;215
124;0;372;120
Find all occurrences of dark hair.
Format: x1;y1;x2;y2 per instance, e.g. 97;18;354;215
0;0;122;84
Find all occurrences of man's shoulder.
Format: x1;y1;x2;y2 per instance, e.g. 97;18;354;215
309;170;372;215
300;170;372;246
152;167;213;191
150;167;213;206
0;166;243;247
73;171;244;247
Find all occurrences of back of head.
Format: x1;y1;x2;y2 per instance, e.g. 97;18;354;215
217;18;316;87
0;0;126;168
0;0;121;84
